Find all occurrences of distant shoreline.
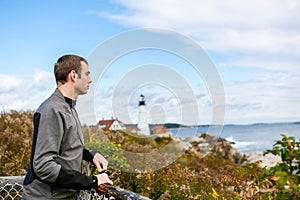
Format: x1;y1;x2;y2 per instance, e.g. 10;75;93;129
150;121;300;129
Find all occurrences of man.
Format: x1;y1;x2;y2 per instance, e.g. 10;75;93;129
22;54;113;199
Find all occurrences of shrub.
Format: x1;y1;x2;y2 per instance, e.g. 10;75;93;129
2;111;300;199
262;134;300;198
0;110;34;176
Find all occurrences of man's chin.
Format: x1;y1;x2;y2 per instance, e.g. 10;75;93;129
79;90;88;95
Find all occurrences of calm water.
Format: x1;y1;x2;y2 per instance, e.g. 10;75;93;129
169;123;300;154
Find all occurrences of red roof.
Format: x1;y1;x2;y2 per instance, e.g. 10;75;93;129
150;125;168;135
97;119;115;130
125;125;140;132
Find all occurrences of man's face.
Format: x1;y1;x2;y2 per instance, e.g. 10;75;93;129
75;61;92;95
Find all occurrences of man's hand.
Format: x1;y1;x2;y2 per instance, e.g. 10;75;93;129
93;152;108;172
95;173;113;193
95;173;113;185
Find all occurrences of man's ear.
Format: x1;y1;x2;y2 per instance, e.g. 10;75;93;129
70;70;78;82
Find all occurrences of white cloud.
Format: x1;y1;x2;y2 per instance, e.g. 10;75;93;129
93;0;300;80
0;75;24;93
0;71;55;111
79;82;215;125
220;56;300;71
29;70;54;91
224;71;300;123
86;0;300;124
101;0;300;55
78;69;300;125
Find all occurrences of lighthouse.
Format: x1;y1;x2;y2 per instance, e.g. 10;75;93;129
137;94;150;135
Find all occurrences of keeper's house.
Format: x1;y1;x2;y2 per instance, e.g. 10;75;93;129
97;118;126;131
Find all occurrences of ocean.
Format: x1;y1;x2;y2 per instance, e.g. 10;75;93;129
169;123;300;154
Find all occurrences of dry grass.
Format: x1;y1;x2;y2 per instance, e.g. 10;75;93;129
1;110;296;199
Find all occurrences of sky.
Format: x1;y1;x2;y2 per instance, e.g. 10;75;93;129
1;0;300;125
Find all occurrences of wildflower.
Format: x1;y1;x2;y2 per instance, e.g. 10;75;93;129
212;188;220;199
179;184;186;191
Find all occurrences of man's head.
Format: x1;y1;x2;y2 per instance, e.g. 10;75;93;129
54;54;88;85
55;54;92;97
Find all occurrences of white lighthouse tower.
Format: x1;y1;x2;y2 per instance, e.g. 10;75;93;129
137;94;150;135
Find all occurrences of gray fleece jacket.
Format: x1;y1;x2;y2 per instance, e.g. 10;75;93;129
23;89;98;200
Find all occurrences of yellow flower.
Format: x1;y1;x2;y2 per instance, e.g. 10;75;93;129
212;188;220;199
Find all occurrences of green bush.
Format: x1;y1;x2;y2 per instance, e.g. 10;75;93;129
264;134;300;175
85;138;129;172
263;134;300;198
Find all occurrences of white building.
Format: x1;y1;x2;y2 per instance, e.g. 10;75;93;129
97;119;126;131
137;94;150;135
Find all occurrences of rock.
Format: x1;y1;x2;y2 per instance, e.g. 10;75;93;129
246;152;281;169
174;141;192;152
176;133;245;164
226;186;235;191
184;136;203;143
212;138;245;164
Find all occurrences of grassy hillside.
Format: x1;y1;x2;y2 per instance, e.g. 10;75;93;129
1;110;299;199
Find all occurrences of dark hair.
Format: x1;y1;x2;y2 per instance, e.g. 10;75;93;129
54;54;88;84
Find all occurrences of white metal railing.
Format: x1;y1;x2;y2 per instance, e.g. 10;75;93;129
0;176;151;200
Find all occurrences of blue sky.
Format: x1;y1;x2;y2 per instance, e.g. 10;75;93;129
1;0;300;125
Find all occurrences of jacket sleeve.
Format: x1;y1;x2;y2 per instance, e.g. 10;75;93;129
54;167;98;190
83;149;97;163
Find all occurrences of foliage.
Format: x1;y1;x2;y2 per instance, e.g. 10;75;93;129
261;134;300;199
0;110;33;176
264;134;300;175
93;130;263;199
1;111;300;199
84;136;129;171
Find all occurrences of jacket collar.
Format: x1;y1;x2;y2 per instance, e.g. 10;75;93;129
54;88;77;108
64;96;76;108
